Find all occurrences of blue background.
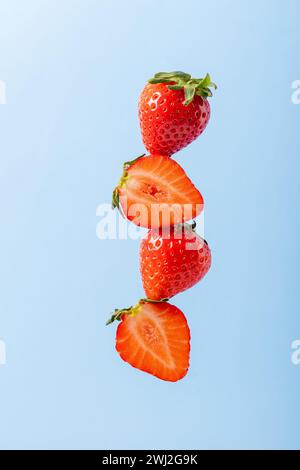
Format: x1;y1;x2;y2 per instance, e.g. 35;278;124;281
0;0;299;450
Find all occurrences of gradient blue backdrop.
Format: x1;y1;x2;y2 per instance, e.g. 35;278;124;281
0;0;299;450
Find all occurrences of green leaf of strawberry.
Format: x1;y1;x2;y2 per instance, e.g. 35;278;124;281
147;70;217;105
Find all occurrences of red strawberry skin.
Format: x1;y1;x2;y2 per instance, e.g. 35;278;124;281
115;300;190;382
139;83;210;156
140;225;211;300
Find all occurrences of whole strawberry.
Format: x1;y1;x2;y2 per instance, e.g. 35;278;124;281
140;223;211;300
139;71;216;156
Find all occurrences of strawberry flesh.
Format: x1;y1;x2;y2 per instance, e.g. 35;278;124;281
116;154;203;228
115;301;190;382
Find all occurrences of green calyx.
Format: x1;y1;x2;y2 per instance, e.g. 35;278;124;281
182;221;208;244
106;298;169;325
172;221;196;236
111;154;145;211
106;306;137;325
148;71;217;106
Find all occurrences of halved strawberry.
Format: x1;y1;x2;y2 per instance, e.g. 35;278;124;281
112;154;203;228
107;300;190;382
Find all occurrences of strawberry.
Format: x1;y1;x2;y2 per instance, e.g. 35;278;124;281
112;154;203;228
140;223;211;300
107;299;190;382
139;71;216;156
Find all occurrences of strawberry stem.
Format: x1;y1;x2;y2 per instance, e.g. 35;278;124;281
148;71;217;106
140;297;169;304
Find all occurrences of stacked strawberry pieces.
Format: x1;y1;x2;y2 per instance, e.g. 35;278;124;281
108;71;216;382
